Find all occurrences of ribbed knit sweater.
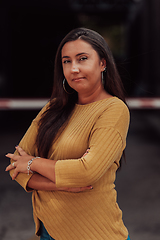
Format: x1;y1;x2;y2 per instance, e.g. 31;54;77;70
12;97;130;240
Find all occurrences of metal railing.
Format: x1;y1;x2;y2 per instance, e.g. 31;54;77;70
0;98;160;110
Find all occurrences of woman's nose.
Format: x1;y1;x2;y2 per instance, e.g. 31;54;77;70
71;63;80;73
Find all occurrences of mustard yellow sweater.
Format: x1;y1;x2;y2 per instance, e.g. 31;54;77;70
12;97;130;240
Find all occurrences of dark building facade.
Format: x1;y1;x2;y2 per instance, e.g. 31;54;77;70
0;0;159;98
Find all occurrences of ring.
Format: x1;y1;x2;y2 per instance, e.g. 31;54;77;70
12;162;15;168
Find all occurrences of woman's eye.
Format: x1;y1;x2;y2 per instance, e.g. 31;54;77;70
79;56;88;61
63;60;71;64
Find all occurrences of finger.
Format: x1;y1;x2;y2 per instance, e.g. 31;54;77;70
82;148;90;157
12;169;19;180
5;163;16;172
15;146;27;156
5;165;11;171
82;153;87;157
68;186;93;192
5;153;18;160
80;186;93;191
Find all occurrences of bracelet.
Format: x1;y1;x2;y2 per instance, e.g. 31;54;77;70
27;157;40;175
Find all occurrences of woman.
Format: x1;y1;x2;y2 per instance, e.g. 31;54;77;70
6;28;130;240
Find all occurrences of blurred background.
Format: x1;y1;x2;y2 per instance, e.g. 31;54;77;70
0;0;160;239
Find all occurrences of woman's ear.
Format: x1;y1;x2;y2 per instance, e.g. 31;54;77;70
101;58;106;71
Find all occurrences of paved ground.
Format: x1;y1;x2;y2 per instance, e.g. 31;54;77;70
0;109;160;240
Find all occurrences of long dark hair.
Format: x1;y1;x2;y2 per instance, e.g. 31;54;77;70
36;28;126;158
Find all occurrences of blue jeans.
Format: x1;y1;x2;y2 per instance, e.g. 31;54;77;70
40;222;55;240
40;221;130;240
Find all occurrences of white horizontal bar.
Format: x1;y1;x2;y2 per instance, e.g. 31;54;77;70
0;98;160;110
126;98;160;109
0;99;49;110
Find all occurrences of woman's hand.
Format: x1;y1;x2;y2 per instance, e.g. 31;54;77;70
5;146;34;180
58;185;93;193
6;146;93;192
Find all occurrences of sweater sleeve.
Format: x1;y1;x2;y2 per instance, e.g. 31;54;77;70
9;102;50;192
55;102;130;188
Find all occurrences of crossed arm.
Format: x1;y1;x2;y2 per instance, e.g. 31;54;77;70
5;146;92;192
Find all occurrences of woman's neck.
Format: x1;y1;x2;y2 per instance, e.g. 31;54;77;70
77;89;112;105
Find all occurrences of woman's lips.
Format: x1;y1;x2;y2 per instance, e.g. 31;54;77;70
72;77;85;82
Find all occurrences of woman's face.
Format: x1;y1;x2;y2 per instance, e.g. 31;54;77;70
61;39;106;96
